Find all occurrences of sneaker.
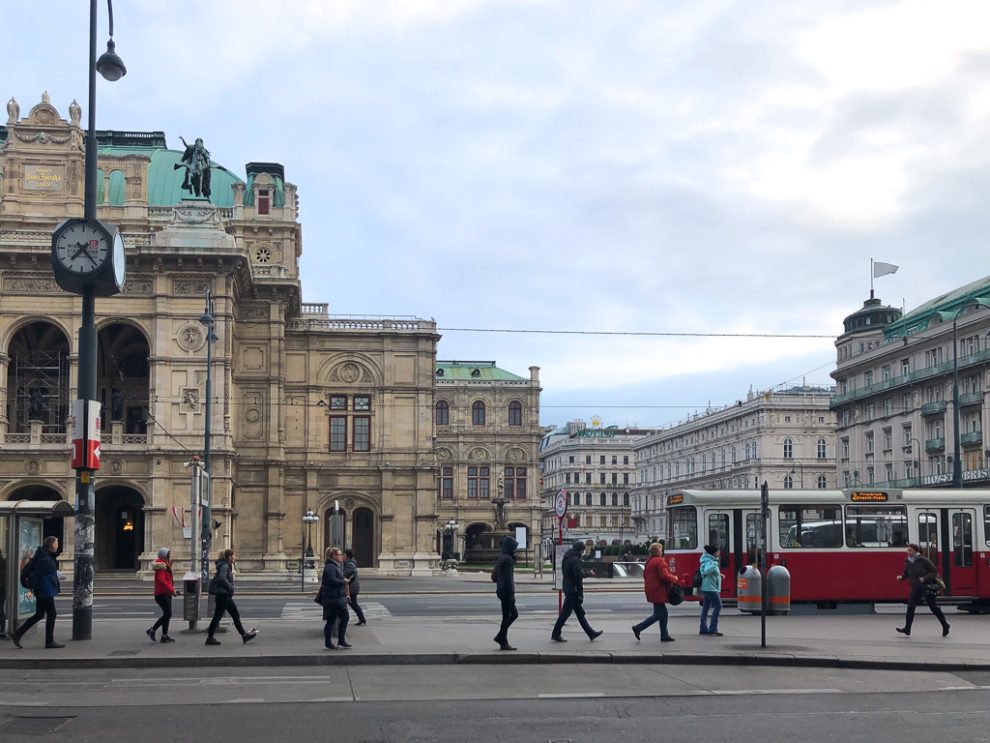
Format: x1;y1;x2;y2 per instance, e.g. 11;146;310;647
709;631;724;637
588;630;603;641
160;635;175;643
338;641;352;648
242;629;258;644
631;626;641;642
895;627;910;636
205;637;221;646
550;635;567;643
355;621;367;626
11;634;22;649
324;644;337;650
146;627;156;642
45;642;65;649
943;623;950;637
499;643;517;651
661;636;675;642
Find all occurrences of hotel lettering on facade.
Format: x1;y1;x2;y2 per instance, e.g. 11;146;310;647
0;94;542;575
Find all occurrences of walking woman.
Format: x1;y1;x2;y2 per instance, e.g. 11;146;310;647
896;543;950;637
698;544;724;636
321;547;351;649
147;548;176;643
631;542;677;642
343;549;367;626
205;549;258;646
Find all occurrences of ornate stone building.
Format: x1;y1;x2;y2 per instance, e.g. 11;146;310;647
433;361;543;562
0;93;441;575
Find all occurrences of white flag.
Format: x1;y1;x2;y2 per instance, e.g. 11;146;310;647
873;261;899;278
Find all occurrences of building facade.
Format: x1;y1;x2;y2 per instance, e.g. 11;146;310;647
0;93;447;575
632;387;837;541
538;421;650;549
434;361;543;562
831;281;990;489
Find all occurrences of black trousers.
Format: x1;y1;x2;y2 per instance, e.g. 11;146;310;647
496;592;518;641
324;604;349;646
552;594;595;637
348;591;366;623
208;594;246;637
15;596;57;645
152;594;172;635
904;586;948;632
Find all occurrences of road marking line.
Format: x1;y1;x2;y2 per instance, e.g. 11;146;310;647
538;692;606;698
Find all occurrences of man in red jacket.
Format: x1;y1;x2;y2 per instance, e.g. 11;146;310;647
631;542;677;642
147;548;176;643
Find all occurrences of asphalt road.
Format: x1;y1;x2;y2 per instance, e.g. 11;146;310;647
2;664;989;742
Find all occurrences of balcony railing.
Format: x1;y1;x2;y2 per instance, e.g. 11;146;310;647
921;401;947;415
961;431;984;446
959;392;983;407
925;437;945;452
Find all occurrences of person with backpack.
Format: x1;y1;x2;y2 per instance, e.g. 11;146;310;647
205;549;258;646
493;536;518;650
698;544;725;636
11;536;63;649
146;548;176;643
342;549;366;626
896;543;950;637
550;540;603;642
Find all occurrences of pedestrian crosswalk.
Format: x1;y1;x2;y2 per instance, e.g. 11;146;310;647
279;600;392;621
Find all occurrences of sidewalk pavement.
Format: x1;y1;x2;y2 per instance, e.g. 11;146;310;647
3;601;988;673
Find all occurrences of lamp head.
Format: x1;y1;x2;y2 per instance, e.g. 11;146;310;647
96;39;127;82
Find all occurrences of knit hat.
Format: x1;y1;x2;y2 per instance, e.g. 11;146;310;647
572;540;585;552
157;547;170;560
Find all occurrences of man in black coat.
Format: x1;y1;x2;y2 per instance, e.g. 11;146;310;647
321;547;351;649
551;540;603;642
493;536;518;651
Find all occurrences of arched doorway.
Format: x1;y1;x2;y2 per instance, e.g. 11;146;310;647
464;523;493;563
95;486;145;570
324;507;347;551
97;322;150;433
6;321;71;433
8;484;65;543
351;507;375;567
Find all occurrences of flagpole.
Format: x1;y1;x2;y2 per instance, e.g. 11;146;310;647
870;258;874;298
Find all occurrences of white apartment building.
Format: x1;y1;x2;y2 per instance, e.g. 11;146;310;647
633;387;837;541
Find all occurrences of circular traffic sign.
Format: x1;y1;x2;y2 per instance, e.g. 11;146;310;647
554;489;568;519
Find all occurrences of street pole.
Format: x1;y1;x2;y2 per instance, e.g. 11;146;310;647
760;481;769;649
199;290;216;588
952;312;962;489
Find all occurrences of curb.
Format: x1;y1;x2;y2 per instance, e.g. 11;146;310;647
1;651;987;673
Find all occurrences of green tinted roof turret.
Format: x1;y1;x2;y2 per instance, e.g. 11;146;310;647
435;361;526;380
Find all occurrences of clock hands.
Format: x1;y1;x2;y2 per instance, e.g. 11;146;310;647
68;240;100;267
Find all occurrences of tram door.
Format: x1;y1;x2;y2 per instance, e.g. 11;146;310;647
705;511;731;593
726;509;762;597
919;509;977;595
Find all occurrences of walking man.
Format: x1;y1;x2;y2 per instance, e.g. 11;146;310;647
11;536;63;649
321;547;351;649
343;549;366;626
551;540;603;642
493;536;518;651
205;549;258;646
896;543;950;637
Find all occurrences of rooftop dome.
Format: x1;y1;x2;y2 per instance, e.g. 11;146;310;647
839;294;902;338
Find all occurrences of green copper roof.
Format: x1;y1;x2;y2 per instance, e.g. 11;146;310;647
884;275;990;339
435;361;526;381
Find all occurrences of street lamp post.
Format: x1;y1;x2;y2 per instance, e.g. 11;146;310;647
72;0;126;642
198;290;218;588
443;519;459;564
301;509;318;592
789;463;805;489
909;437;923;483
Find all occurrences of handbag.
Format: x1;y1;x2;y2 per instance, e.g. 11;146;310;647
314;587;323;605
667;583;684;606
924;575;946;598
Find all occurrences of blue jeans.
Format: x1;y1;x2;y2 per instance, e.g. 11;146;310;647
633;602;670;638
700;590;722;633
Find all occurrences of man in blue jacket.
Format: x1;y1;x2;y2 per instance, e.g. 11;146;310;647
12;536;63;649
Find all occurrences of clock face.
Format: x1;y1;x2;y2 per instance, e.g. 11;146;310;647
112;229;126;288
54;221;109;275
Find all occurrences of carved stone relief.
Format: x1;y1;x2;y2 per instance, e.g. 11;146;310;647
181;388;200;411
177;324;206;352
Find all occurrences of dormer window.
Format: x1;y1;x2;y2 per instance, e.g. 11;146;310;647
471;368;480;377
257;188;270;215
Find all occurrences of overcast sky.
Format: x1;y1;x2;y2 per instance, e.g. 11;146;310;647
7;1;990;429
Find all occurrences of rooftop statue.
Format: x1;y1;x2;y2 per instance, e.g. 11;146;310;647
174;136;212;198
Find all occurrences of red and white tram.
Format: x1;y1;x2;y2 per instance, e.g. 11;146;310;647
662;488;990;611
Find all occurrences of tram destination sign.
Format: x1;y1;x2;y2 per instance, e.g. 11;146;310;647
850;491;889;502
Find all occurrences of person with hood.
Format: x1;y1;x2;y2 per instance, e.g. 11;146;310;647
631;541;677;642
205;549;258;646
320;547;351;649
11;536;63;649
896;543;950;637
698;544;724;636
493;536;518;650
343;549;366;626
551;540;603;642
147;548;176;643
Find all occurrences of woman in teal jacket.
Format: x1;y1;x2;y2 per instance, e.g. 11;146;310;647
698;544;724;636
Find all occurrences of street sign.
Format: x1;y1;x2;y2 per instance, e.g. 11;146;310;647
554;489;568;519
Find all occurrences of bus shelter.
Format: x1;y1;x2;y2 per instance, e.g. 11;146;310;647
0;500;74;637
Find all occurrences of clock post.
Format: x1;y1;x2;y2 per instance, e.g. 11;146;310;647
51;0;127;642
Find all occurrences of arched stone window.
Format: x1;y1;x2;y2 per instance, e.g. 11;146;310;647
471;400;486;426
435;400;449;425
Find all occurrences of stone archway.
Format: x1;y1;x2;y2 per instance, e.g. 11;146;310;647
95;485;145;571
6;320;71;433
8;484;65;543
97;322;151;433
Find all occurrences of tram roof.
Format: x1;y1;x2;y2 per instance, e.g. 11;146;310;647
666;489;990;507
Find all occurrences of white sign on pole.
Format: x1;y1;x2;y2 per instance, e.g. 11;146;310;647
515;525;527;551
554;489;568;519
553;544;569;590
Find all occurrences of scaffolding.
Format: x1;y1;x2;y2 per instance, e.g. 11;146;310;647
10;349;69;433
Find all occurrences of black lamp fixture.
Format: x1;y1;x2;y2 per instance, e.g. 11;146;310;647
95;2;126;82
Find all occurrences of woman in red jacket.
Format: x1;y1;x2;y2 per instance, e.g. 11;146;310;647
631;542;677;642
147;548;176;643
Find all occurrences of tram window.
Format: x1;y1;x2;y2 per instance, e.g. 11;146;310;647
780;505;842;548
669;507;698;550
918;512;938;560
844;505;907;548
745;513;761;565
707;513;730;568
985;507;990;548
952;511;974;568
